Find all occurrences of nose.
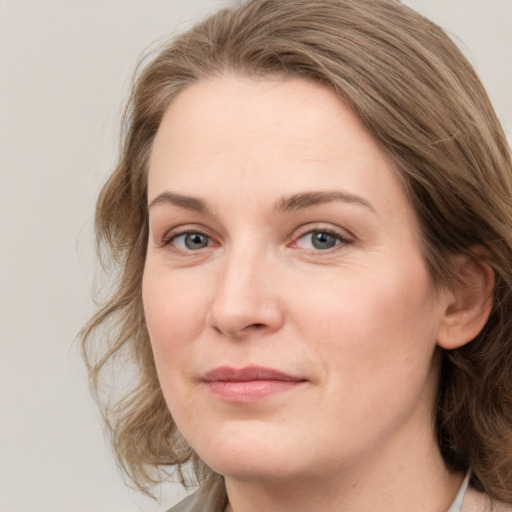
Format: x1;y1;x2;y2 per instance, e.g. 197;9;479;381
207;244;285;340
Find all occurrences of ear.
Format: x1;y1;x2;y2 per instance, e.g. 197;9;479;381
437;249;495;350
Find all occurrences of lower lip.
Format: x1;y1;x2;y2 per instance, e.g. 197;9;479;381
205;380;303;403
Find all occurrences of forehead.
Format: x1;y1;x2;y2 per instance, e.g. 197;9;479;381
150;75;382;166
147;75;410;224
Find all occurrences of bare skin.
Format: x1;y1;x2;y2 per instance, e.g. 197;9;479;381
144;76;493;512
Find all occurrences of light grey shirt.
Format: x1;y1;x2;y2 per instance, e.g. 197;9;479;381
167;479;225;512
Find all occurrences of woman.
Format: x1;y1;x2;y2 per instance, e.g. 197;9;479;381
81;0;512;511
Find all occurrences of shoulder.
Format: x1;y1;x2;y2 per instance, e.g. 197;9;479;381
463;488;512;512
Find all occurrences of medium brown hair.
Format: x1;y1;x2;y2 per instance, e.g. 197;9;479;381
81;0;512;501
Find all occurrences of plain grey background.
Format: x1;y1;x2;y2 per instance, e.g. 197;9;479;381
0;1;510;511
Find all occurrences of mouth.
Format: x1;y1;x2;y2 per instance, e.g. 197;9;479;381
201;365;307;403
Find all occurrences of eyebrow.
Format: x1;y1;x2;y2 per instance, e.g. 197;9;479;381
148;191;209;213
275;191;376;214
147;190;376;215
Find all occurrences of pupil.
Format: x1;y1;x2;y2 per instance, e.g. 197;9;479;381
185;233;208;250
312;232;336;249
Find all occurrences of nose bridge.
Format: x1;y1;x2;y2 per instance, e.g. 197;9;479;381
208;236;282;337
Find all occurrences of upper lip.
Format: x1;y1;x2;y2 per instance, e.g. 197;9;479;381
202;365;304;382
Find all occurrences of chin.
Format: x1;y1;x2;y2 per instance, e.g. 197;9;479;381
207;453;306;484
191;422;309;482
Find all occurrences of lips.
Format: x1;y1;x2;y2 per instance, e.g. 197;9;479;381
201;365;306;403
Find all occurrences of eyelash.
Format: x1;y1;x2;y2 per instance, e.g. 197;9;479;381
290;226;354;252
160;225;354;255
161;228;214;253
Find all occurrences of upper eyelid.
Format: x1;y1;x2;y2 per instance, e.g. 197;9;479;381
160;224;213;242
291;223;355;241
169;231;210;242
291;231;352;249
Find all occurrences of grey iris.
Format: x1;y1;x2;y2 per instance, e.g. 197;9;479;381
312;231;337;250
185;233;209;250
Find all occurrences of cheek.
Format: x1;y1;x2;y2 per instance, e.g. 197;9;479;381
142;266;210;430
294;259;440;383
289;264;441;452
142;266;208;371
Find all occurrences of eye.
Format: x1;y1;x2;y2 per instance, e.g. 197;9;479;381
171;232;211;251
294;229;351;251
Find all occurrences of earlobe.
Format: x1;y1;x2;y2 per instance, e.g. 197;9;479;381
437;251;495;350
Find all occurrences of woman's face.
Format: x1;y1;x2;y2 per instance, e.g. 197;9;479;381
143;76;449;483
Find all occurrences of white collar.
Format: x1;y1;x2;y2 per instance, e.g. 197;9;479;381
447;471;471;512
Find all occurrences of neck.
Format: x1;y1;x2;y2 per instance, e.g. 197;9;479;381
223;427;464;512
